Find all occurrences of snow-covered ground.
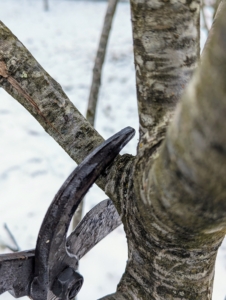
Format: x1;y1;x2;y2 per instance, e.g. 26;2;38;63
0;0;225;299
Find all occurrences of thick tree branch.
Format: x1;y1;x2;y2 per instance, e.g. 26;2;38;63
128;3;226;298
98;2;226;299
130;0;200;149
0;21;133;213
152;0;226;233
0;22;103;164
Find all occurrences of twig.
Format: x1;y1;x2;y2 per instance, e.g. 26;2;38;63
3;223;20;252
86;0;119;126
72;0;119;232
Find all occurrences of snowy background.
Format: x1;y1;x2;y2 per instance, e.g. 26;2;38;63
0;0;225;299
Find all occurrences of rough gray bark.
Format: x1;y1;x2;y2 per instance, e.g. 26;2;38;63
113;4;225;300
0;21;133;213
132;6;226;298
130;0;200;148
1;1;226;299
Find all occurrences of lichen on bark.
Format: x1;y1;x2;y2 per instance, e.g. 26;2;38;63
0;21;134;212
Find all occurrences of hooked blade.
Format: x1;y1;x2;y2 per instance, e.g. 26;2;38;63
67;198;122;260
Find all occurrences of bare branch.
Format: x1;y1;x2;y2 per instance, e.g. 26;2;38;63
72;0;119;230
0;21;134;212
86;0;119;126
0;224;20;252
3;224;20;252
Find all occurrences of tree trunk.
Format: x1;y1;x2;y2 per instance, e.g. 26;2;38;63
1;1;226;299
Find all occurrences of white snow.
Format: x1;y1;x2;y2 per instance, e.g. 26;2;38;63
0;1;225;299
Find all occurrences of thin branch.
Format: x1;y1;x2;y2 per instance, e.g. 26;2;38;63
0;223;20;252
73;0;119;230
4;223;20;252
86;0;119;126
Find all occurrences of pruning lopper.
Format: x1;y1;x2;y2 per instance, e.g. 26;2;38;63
0;127;135;300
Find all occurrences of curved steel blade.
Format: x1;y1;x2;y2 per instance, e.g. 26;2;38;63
67;198;122;260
